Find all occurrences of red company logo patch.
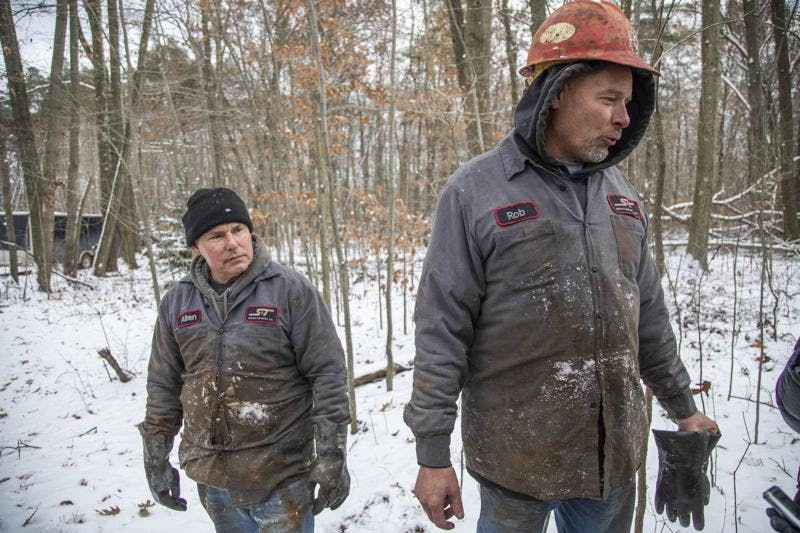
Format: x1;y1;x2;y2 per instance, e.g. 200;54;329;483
245;305;278;325
607;194;642;219
493;201;539;226
177;309;202;329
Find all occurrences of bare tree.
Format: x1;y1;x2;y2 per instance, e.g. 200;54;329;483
499;0;519;109
385;0;398;392
687;0;721;267
445;0;493;158
0;0;50;291
63;0;82;277
305;0;357;434
770;0;799;240
0;121;19;282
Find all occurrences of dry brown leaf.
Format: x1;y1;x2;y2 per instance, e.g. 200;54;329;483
691;380;712;396
96;506;120;516
59;500;74;506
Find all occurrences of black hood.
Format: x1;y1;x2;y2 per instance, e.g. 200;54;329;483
513;61;655;177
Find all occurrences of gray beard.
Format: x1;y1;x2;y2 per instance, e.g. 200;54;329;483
578;139;610;163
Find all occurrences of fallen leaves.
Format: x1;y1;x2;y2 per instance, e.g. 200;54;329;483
138;500;155;517
95;506;120;516
692;379;712;396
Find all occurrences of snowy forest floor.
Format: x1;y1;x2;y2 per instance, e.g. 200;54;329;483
0;243;799;532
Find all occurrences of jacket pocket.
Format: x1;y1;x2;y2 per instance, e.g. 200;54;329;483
492;219;558;289
610;215;644;281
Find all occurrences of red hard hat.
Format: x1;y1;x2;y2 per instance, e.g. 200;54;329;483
519;0;657;77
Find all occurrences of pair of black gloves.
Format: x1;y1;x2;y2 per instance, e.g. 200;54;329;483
652;428;721;531
138;422;350;514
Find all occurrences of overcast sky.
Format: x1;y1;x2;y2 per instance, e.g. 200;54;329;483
7;2;58;72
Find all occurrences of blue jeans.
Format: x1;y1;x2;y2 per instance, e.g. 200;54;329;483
477;481;635;533
197;478;314;533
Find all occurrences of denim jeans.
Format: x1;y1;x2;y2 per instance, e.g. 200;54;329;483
476;481;635;533
197;478;314;533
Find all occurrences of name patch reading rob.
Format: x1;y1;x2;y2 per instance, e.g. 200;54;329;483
177;309;202;328
607;194;642;219
493;201;539;226
245;305;279;325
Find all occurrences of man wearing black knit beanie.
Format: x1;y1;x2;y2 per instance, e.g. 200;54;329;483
139;187;351;532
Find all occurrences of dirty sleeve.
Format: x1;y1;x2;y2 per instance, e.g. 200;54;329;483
289;276;350;428
403;182;485;467
141;297;185;437
636;212;697;420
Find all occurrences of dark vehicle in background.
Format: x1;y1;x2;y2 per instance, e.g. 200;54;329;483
1;212;112;269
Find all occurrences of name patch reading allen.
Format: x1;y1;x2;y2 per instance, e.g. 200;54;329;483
177;309;202;328
493;201;539;226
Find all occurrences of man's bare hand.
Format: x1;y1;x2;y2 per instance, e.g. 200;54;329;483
676;411;719;434
413;466;465;530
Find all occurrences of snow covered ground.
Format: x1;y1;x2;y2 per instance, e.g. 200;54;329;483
0;244;798;532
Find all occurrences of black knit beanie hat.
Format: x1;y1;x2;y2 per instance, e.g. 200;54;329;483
182;187;253;246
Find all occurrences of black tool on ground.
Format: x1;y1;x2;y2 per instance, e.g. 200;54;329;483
764;485;800;531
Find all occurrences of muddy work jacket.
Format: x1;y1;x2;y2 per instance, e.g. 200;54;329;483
143;245;349;506
404;135;697;501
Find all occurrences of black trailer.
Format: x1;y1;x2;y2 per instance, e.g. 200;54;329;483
1;212;110;269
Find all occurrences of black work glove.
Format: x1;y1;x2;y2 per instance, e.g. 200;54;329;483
138;423;187;511
653;429;720;530
308;422;350;515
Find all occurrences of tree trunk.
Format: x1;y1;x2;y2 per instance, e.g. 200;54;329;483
305;0;357;434
686;0;720;267
201;0;224;188
528;0;546;39
112;0;139;268
445;0;493;158
770;0;799;240
95;0;126;275
385;0;398;392
85;0;117;276
0;0;49;291
123;0;160;306
0;122;19;282
500;0;519;110
741;0;769;190
41;0;67;279
63;0;81;278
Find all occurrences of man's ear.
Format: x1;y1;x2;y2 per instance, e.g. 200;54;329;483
190;244;200;257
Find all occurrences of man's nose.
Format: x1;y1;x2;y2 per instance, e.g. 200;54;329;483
614;103;631;129
223;233;237;248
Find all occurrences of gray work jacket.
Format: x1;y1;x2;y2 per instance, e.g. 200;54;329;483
143;245;349;506
404;134;697;501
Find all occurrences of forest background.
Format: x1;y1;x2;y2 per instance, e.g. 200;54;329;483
0;0;799;531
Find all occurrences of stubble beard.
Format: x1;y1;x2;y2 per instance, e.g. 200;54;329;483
578;138;611;163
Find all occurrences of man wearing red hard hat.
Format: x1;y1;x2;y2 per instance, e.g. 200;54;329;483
405;1;719;531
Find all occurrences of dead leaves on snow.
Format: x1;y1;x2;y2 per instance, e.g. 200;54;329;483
95;506;120;516
138;500;155;517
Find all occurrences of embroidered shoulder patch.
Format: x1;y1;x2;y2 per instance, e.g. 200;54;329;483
607;194;642;219
245;305;278;325
177;309;202;329
493;201;539;226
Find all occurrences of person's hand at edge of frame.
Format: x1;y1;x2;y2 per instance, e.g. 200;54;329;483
413;466;464;530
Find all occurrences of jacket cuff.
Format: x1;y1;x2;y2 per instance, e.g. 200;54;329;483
658;390;697;420
415;435;452;468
